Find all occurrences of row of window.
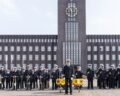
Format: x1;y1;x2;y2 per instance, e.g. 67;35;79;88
0;46;57;52
0;39;57;43
0;54;57;61
88;54;120;61
87;46;120;52
87;38;120;43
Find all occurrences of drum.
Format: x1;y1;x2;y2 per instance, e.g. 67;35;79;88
72;79;83;86
56;78;65;86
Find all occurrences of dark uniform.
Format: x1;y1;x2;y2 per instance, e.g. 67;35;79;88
96;68;106;89
51;69;59;90
108;68;116;88
5;70;11;89
116;67;120;88
75;68;83;89
63;65;73;95
37;69;44;90
86;68;94;89
25;69;32;90
43;70;50;89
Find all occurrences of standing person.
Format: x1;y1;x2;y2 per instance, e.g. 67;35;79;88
86;64;94;89
51;69;57;90
63;59;73;95
75;66;83;89
116;64;120;88
5;69;11;90
96;64;106;89
1;67;5;90
43;69;50;89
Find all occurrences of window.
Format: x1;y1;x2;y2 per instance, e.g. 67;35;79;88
0;46;2;51
29;55;33;60
112;55;116;60
11;46;14;51
112;46;116;51
29;46;33;51
106;64;109;70
35;55;39;60
17;55;20;60
0;55;2;60
93;55;97;60
54;55;57;60
48;64;52;70
17;46;20;51
47;55;51;61
41;55;45;60
4;46;8;51
35;46;39;51
17;64;20;68
118;55;120;60
47;46;51;51
106;54;110;60
23;46;26;51
99;46;103;51
118;46;120;51
54;46;57;51
87;46;91;51
41;64;45;68
100;54;103;60
87;55;91;60
94;64;97;70
41;46;45;51
93;46;97;51
106;46;110;51
23;55;26;60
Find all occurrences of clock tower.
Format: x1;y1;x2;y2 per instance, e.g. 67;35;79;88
57;0;87;72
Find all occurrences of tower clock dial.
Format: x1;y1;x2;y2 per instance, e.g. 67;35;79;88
66;5;78;17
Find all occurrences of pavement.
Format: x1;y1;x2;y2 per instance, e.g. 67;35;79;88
0;79;119;96
0;89;120;96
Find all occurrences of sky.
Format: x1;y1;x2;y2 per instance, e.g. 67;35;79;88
0;0;120;35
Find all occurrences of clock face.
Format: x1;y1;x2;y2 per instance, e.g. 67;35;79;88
66;6;78;17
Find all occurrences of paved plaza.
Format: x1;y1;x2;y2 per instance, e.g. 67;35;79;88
0;89;120;96
0;80;119;96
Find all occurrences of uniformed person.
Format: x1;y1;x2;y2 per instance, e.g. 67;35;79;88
96;64;106;89
108;65;116;89
75;66;83;89
51;65;59;90
1;67;5;90
38;66;44;90
43;69;50;89
5;69;11;89
86;64;94;89
116;64;120;88
21;68;26;89
63;59;73;95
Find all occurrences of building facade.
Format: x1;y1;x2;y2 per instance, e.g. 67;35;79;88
0;35;57;70
57;0;87;72
0;0;120;71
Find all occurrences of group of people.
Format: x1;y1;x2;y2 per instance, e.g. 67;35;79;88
0;60;120;95
0;66;51;90
87;64;120;89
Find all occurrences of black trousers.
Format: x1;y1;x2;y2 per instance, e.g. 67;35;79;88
98;78;106;89
52;79;57;90
65;78;72;94
88;79;93;89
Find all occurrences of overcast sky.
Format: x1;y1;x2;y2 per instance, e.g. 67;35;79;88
0;0;120;35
